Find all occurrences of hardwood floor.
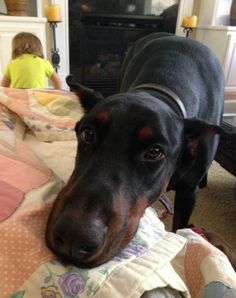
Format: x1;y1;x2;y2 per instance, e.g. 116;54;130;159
225;91;236;101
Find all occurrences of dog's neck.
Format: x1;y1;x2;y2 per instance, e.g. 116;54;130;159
129;83;187;119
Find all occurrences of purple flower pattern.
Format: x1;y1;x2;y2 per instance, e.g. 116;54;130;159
115;243;148;261
59;272;86;297
2;119;14;129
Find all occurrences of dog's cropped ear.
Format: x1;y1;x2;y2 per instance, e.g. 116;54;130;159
66;75;104;113
183;118;227;156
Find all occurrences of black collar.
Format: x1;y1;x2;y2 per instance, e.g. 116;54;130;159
129;83;187;118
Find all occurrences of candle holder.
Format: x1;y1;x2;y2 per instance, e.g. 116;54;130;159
49;21;60;72
182;27;194;38
181;15;198;38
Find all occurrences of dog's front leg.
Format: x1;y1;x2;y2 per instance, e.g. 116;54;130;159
172;188;197;231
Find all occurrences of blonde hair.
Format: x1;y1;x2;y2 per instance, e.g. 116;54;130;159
12;32;44;59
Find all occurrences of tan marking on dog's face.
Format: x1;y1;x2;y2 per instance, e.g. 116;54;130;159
97;111;110;124
45;170;79;228
138;125;153;140
81;192;149;267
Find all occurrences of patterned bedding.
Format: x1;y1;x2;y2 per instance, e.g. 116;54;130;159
0;87;235;298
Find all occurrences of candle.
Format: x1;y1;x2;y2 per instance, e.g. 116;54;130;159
181;15;198;28
45;4;62;22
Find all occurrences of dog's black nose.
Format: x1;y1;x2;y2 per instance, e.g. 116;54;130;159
50;214;107;260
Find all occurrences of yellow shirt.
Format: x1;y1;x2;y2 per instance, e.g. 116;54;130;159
4;54;54;88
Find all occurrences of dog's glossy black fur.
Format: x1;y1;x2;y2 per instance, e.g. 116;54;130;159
46;33;226;270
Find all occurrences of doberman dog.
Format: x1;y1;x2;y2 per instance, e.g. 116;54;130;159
46;33;227;269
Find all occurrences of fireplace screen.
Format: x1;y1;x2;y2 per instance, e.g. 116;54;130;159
69;13;165;96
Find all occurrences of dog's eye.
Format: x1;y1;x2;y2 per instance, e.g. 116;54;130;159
143;144;164;161
80;126;96;144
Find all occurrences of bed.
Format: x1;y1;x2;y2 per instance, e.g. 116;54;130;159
0;87;235;298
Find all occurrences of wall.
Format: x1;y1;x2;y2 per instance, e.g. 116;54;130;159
197;0;232;26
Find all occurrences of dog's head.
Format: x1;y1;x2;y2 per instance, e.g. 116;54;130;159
45;76;225;268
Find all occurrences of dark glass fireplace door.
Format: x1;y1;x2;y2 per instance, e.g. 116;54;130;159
69;14;165;96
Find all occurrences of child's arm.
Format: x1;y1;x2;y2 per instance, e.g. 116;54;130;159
1;75;11;87
50;71;62;89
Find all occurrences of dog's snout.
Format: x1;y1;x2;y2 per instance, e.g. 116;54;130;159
50;214;107;261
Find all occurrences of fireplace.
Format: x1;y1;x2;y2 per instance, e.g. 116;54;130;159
69;1;178;96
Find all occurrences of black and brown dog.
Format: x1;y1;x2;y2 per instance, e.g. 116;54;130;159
46;33;228;269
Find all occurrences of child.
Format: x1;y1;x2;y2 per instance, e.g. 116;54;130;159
1;32;62;89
